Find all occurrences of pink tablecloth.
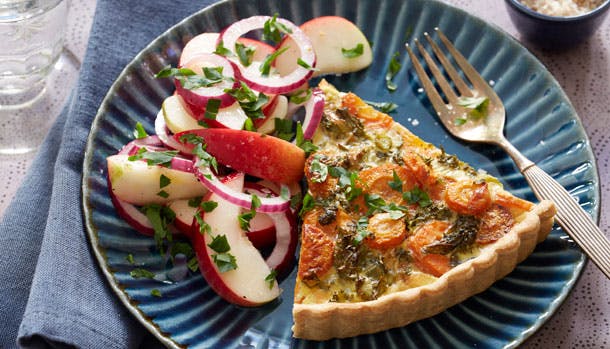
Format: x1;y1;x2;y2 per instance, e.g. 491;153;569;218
0;0;606;347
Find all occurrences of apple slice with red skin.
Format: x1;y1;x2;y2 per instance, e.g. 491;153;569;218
168;194;277;250
192;172;280;306
175;128;305;184
107;154;207;205
108;179;193;239
108;181;155;236
246;215;276;250
275;16;372;77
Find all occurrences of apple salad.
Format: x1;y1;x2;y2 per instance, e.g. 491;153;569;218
107;14;373;306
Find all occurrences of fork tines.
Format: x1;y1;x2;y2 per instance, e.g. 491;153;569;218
405;28;492;109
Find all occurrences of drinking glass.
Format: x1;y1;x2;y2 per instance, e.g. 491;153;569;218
0;0;74;154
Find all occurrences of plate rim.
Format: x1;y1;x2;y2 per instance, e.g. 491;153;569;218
81;0;597;348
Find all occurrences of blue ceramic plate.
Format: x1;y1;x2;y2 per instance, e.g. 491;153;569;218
82;0;598;348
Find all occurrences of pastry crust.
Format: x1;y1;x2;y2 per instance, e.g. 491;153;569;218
293;201;555;340
292;82;556;340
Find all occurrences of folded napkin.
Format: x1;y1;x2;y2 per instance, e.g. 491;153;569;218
0;0;215;347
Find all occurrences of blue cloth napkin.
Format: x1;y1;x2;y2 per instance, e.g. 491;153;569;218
0;0;215;347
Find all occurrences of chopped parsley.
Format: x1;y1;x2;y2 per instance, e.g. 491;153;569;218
299;192;315;216
363;194;408;219
454;117;467;126
329;166;362;201
265;269;277;289
195;214;211;235
289;88;312;104
159;174;170;188
238;211;255;231
151;289;162;297
200;200;218;213
170;241;195;261
295;122;318;155
238;194;261;231
207;234;237;272
235;42;255;67
251;194;262;211
262;13;292;44
364;193;386;212
128;148;178;167
204;98;221;120
225;81;269;120
214;40;233;56
388;170;403;192
168;241;198;276
179;133;204;146
456;96;490;124
290;192;303;210
193;143;218;173
155;65;227;90
243;117;255;131
341;43;364;58
212;253;238;273
125;254;135;264
208;234;231;253
297;58;316;71
309;156;328;183
274;118;295;141
130;268;155;279
280;186;291;200
188;196;203;208
353;216;371;245
187;256;199;272
143;204;176;250
364;100;398;113
154;66;193;79
403;187;432;207
260;46;289;76
133;122;148;139
385;51;401;92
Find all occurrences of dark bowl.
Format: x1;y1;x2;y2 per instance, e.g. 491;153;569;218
504;0;610;50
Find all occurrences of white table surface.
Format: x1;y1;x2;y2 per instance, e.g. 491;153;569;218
0;0;607;347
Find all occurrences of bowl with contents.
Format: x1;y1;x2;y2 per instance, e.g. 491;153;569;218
504;0;610;49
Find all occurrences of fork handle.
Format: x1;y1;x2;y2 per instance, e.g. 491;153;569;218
522;164;610;279
499;138;610;278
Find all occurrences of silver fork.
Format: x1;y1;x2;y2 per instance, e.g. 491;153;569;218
406;28;610;279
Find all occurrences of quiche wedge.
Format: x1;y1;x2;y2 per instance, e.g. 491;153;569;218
292;81;556;340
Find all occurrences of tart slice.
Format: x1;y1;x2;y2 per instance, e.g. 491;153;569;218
292;81;555;340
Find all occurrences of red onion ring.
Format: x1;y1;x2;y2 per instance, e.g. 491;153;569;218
301;88;325;139
218;16;315;94
265;211;297;276
175;53;237;109
193;165;290;213
117;135;165;156
154;110;197;155
170;156;196;173
179;32;221;67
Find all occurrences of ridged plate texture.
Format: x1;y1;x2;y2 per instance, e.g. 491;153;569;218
82;0;598;348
